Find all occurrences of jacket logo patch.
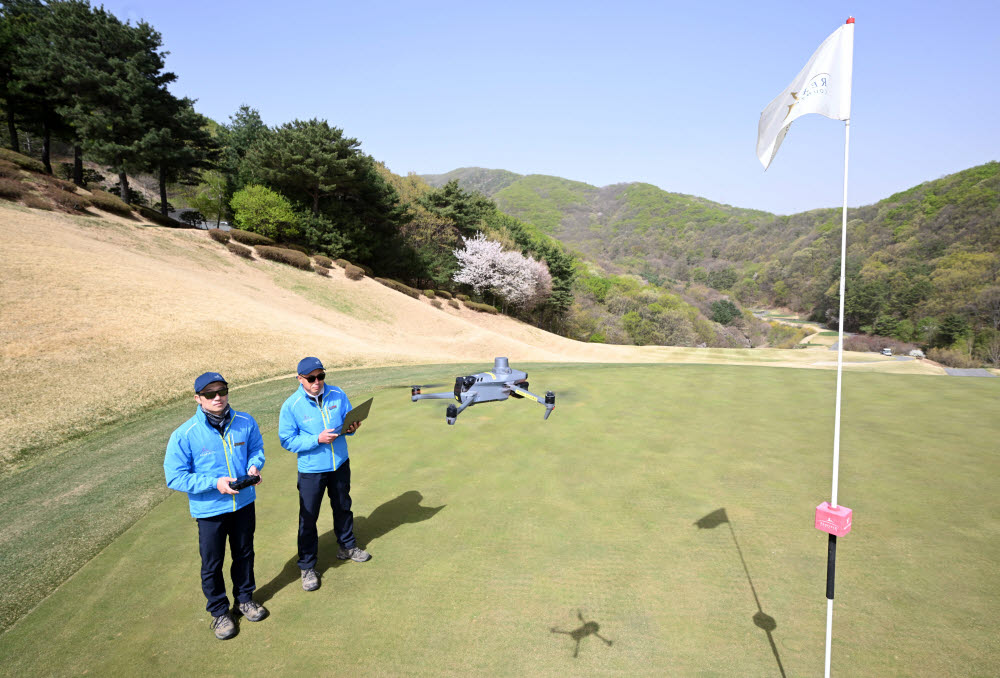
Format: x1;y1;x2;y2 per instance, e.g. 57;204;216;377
200;449;213;457
303;416;314;423
234;442;245;446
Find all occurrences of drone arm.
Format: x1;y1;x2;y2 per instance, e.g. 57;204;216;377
509;386;543;403
510;386;556;419
412;391;456;402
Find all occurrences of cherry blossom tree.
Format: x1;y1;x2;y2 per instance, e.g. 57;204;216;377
453;232;553;310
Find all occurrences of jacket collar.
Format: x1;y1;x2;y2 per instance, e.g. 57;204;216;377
298;383;330;404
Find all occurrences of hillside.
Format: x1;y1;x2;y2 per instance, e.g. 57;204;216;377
423;164;1000;358
0;202;951;468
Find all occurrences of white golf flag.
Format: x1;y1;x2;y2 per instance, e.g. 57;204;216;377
757;20;854;169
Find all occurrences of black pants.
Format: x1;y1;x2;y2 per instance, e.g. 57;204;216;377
297;461;355;570
196;502;256;617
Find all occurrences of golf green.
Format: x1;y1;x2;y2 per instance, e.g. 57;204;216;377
1;364;997;676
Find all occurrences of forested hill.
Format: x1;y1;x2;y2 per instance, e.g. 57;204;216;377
424;164;1000;351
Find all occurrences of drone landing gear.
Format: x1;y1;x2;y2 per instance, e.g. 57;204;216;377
446;401;472;425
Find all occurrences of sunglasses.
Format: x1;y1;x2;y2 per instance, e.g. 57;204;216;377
302;372;326;384
199;388;229;399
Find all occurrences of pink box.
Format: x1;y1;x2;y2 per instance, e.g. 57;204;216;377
815;502;853;536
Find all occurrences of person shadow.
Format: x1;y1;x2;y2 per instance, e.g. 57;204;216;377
256;490;445;603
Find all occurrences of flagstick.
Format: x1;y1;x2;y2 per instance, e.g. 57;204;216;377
825;116;851;678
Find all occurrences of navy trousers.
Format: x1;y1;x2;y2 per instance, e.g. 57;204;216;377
196;502;256;617
297;461;356;570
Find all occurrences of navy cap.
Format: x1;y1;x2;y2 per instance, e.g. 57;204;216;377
297;357;324;375
194;372;228;393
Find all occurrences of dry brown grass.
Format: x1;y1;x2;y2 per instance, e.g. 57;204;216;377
0;202;949;465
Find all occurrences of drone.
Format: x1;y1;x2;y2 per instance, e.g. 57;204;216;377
410;357;555;425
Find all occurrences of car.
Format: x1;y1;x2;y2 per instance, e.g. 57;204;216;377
880;347;893;356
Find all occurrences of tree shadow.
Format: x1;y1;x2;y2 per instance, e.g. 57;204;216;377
695;508;786;678
256;490;445;603
550;610;614;658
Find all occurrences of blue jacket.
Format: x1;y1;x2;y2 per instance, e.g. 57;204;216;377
279;383;353;472
164;407;265;519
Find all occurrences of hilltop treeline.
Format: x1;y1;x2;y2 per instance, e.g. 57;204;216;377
427;165;1000;364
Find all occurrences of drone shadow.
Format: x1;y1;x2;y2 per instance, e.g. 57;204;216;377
550;610;614;658
256;490;445;603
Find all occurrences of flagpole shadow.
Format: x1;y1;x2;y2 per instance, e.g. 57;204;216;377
695;508;786;678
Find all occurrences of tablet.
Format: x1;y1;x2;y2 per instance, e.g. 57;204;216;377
337;397;373;433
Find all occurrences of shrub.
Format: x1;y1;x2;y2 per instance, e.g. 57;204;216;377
136;205;181;227
229;229;275;247
435;290;453;299
456;293;470;302
374;277;421;298
313;255;333;268
431;299;443;308
227;241;253;259
423;290;435;298
256;245;313;270
43;176;77;193
88;189;132;215
909;348;925;359
448;299;460;309
108;183;147;206
345;263;365;280
230;184;297;240
358;263;374;276
334;259;349;268
464;300;499;314
0;178;26;199
23;194;52;210
46;189;90;211
208;229;231;244
178;210;204;226
0;159;21;178
316;265;330;277
57;163;105;185
711;299;740;325
926;347;980;369
280;242;311;255
0;148;44;173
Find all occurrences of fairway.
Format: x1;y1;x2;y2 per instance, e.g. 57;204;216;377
1;364;998;677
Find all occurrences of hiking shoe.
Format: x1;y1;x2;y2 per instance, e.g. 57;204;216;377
210;611;237;640
337;545;371;562
301;567;320;591
235;599;269;622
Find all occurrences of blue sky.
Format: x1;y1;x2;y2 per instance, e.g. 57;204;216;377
105;1;999;215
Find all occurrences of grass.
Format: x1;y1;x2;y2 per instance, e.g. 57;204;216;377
1;363;997;676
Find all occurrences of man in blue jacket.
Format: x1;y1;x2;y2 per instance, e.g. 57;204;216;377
164;372;269;640
279;357;370;593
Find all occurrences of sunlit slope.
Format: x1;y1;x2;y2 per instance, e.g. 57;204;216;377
0;203;647;462
0;203;944;464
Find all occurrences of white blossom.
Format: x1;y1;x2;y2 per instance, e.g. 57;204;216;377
452;232;553;309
